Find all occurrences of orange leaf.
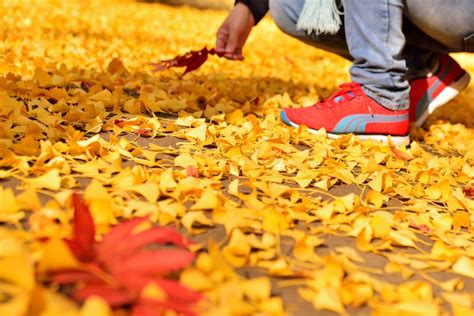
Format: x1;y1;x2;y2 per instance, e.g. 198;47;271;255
390;146;413;161
186;166;199;178
463;187;474;198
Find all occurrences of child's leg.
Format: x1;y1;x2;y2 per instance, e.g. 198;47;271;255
269;0;350;59
344;0;409;111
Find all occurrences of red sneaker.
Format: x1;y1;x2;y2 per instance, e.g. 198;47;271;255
280;83;410;145
410;54;471;126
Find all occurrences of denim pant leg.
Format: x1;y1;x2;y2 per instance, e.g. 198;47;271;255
270;0;474;55
344;0;409;110
269;0;350;60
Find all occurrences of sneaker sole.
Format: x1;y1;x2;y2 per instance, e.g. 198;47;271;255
415;71;471;127
280;111;410;146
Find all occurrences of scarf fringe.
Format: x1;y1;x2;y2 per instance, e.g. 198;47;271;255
296;0;343;35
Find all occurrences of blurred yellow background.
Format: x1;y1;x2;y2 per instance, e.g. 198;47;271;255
143;0;233;9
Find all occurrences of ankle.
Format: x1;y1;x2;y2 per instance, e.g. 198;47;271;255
361;86;409;111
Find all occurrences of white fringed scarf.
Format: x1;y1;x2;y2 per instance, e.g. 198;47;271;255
296;0;343;35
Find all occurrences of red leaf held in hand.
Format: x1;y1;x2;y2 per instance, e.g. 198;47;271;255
67;193;96;262
182;50;209;75
151;47;223;75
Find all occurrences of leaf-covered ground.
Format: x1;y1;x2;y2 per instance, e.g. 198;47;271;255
0;0;473;315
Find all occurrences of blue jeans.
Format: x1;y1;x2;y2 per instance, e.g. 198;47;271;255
269;0;474;110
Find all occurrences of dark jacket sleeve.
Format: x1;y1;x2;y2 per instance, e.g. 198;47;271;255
235;0;269;24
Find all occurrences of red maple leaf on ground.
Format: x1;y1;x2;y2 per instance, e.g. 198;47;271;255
50;193;202;316
151;47;223;75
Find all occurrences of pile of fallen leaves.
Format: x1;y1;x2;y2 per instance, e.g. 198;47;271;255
0;0;473;315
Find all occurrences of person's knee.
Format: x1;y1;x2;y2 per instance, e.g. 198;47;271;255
269;0;350;58
269;0;338;46
269;0;301;37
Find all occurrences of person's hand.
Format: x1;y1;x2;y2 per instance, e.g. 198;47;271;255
216;3;255;60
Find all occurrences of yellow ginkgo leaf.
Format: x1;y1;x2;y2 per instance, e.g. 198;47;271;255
366;190;384;208
191;189;220;210
425;185;442;200
453;211;470;230
313;287;345;315
371;213;392;238
394;301;439;316
79;296;112;316
180;268;213;291
0;254;34;290
389;230;416;248
185;123;207;141
130;182;160;203
174;152;198;168
240;277;271;302
38;238;79;272
452;256;474;278
0;187;20;214
159;171;178;192
222;229;251;267
262;208;289;234
25;169;62;191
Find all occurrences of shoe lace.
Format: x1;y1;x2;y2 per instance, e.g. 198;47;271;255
315;83;362;110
